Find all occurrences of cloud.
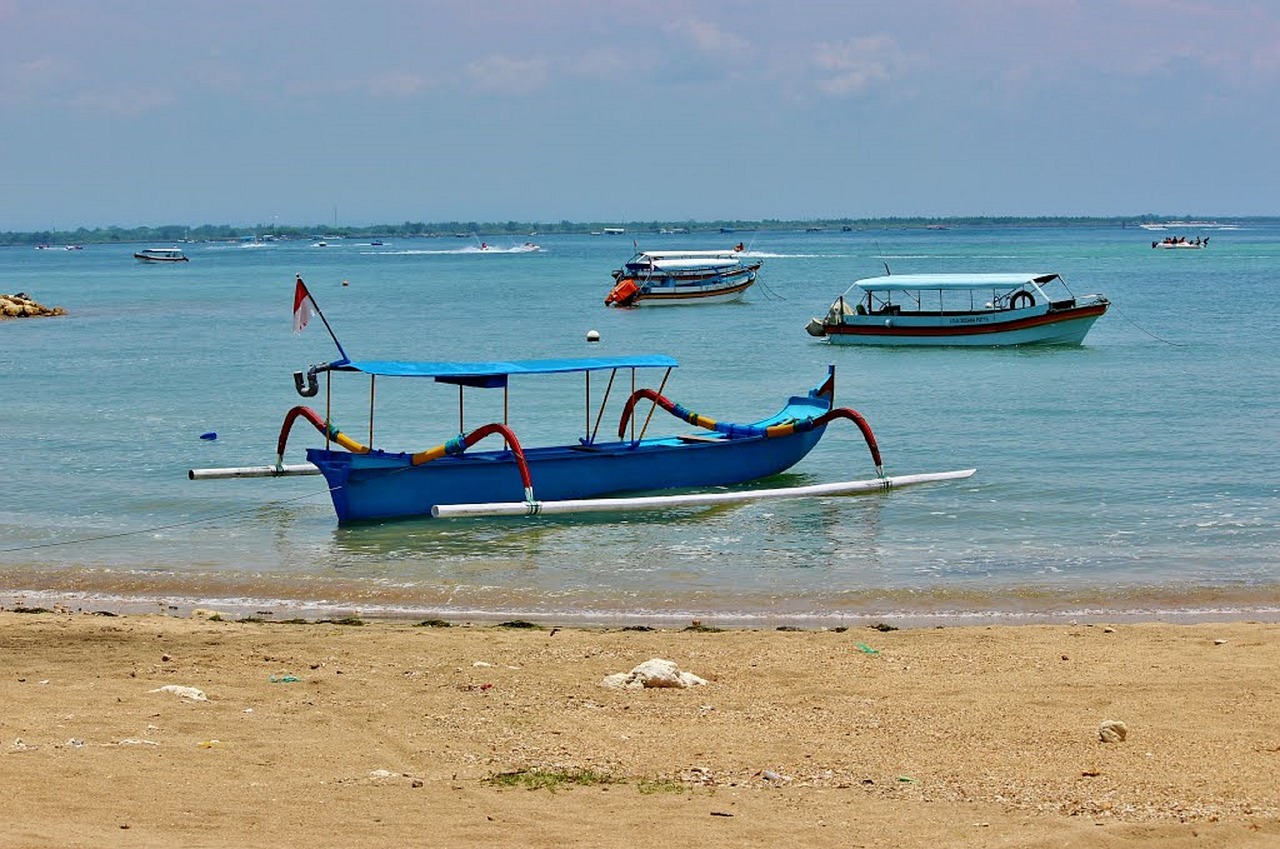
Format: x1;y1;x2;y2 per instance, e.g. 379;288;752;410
567;47;634;81
664;18;749;56
68;88;178;118
811;34;907;97
466;54;550;94
367;71;430;97
0;56;70;104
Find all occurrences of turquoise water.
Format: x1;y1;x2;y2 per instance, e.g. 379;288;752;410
2;225;1278;625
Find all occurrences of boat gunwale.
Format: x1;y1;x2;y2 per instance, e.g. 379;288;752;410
822;302;1108;339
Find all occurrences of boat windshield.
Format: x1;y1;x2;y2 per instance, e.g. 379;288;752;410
840;273;1063;314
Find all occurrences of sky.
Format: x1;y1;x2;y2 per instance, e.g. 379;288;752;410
2;0;1278;230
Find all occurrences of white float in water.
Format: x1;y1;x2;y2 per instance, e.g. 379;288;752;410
188;463;321;480
431;468;976;518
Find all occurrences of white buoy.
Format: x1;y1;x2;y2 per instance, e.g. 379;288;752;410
431;469;976;518
586;329;600;342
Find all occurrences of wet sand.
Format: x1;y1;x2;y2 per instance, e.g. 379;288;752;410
2;610;1278;848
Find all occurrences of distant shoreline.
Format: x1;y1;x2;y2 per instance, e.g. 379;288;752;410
2;215;1271;248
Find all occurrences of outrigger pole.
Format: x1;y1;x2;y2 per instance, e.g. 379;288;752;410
189;463;319;480
430;469;976;519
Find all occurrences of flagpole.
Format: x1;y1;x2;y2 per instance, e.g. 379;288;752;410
296;274;350;362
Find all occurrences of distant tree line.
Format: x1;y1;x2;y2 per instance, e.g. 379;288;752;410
0;215;1263;246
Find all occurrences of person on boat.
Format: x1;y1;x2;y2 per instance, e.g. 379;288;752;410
734;242;745;252
480;242;488;250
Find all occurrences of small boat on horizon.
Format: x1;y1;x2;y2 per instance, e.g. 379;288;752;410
605;247;761;307
805;272;1109;347
133;247;189;263
1152;236;1209;249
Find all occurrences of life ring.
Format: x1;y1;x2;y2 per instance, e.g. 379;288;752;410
1009;291;1035;310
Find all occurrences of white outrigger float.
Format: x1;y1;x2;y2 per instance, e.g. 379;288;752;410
806;272;1109;347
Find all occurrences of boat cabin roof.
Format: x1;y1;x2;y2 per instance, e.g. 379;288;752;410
631;250;744;260
851;273;1060;292
330;354;679;387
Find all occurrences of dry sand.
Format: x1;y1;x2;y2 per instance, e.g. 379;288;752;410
2;609;1278;848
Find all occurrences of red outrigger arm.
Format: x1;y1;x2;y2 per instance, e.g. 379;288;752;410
616;389;883;475
410;422;534;498
277;406;368;462
277;406;535;500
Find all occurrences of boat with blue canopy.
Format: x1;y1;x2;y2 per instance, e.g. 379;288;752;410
805;272;1109;346
190;276;974;523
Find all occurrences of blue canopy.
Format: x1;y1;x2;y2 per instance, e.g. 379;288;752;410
330;354;679;387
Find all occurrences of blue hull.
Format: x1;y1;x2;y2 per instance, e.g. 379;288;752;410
308;407;828;523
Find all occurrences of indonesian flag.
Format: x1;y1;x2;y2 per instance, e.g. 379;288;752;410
292;276;315;334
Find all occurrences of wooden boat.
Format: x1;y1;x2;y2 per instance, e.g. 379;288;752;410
805;272;1109;347
133;247;189;263
189;277;973;523
605;248;761;306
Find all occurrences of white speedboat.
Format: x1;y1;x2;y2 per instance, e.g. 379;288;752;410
133;247;189;263
1152;236;1209;249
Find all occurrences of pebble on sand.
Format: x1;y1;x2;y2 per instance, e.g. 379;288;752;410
1099;719;1128;743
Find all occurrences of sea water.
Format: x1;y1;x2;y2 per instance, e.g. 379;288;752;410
2;225;1278;625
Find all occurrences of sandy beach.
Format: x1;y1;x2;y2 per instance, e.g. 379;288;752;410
2;609;1277;848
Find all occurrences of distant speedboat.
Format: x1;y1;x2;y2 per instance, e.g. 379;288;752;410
605;247;761;307
806;272;1109;347
134;247;189;263
1152;236;1208;249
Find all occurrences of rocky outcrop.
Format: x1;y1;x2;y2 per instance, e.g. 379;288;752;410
1;292;65;318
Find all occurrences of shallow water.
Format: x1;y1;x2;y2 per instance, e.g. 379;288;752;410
3;225;1278;624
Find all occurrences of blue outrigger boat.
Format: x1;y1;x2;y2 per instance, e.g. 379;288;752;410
189;277;974;523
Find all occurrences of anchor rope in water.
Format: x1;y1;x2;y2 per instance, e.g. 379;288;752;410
1108;300;1185;346
0;487;337;553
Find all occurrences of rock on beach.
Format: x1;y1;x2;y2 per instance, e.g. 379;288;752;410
1;292;65;318
600;658;708;689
